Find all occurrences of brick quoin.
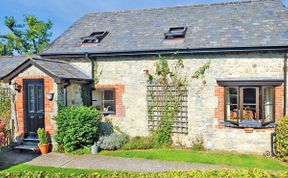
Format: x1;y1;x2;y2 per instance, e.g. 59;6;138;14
96;84;125;117
275;84;284;120
14;75;54;137
215;84;284;128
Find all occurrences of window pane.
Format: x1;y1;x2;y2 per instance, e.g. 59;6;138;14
243;88;256;104
103;100;115;112
225;88;238;122
264;87;274;105
263;87;274;122
104;90;114;100
242;88;257;121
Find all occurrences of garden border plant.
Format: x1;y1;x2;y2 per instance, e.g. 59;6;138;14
145;53;210;147
54;106;101;153
275;115;288;162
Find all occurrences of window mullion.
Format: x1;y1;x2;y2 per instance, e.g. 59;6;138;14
239;87;242;124
102;91;105;111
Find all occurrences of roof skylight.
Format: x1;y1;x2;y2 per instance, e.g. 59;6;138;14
81;31;109;44
164;27;187;39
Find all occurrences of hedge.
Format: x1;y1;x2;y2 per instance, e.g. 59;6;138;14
1;169;288;178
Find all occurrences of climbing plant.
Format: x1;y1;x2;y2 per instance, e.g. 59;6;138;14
93;60;103;84
145;54;210;147
0;88;11;129
81;84;92;106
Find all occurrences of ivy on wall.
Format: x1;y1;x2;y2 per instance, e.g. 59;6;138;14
93;60;103;84
57;85;65;107
81;84;92;106
0;88;11;129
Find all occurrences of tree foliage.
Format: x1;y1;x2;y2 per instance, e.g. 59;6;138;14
0;42;12;56
0;15;52;55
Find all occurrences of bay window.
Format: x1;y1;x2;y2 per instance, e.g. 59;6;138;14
225;86;275;125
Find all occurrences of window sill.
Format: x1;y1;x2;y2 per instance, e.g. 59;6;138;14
220;121;276;128
102;111;116;116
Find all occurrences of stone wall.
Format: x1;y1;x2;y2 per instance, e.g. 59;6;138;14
67;83;83;106
67;51;285;154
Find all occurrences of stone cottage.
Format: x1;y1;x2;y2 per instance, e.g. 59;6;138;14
1;0;288;154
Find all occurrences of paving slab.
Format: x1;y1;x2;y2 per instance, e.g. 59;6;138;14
25;152;234;172
25;152;75;168
0;150;39;170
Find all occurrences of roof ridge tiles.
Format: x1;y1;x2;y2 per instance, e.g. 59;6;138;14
85;0;280;15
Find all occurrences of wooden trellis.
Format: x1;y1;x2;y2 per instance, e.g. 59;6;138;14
147;84;188;134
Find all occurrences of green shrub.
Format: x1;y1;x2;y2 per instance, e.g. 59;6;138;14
122;136;154;150
37;128;48;144
191;134;204;151
1;169;288;178
97;119;113;137
54;106;101;153
99;133;127;150
275;115;288;161
69;146;91;155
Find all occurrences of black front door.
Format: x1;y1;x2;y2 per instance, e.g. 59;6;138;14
24;79;45;137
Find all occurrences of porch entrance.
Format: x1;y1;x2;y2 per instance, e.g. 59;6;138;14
24;79;45;137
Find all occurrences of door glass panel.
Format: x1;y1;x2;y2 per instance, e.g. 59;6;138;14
225;88;238;122
242;88;257;121
28;85;35;112
37;85;44;112
263;87;274;122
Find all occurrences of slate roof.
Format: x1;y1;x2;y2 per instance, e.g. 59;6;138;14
1;56;91;82
42;0;288;56
31;58;91;81
0;56;27;79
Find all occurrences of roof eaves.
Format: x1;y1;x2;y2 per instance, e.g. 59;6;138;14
40;45;288;58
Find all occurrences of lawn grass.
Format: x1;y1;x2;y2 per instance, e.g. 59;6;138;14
1;164;112;175
100;148;288;171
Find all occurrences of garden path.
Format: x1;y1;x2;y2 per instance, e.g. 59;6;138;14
25;152;234;172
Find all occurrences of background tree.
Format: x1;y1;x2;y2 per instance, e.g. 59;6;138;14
0;15;52;55
0;41;12;56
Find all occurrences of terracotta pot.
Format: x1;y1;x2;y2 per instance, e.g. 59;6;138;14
38;143;49;155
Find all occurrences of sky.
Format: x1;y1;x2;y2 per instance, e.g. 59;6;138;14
1;0;288;41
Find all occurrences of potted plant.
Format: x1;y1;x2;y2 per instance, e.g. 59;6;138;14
37;128;49;154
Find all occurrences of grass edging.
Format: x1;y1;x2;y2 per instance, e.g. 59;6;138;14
99;148;288;171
